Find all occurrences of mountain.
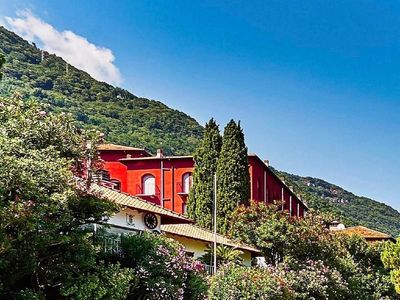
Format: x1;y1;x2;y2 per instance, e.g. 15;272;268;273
275;169;400;237
0;26;203;155
1;26;399;237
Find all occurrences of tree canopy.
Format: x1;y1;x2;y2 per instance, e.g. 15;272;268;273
0;95;129;299
224;201;397;299
187;118;222;229
216;120;250;234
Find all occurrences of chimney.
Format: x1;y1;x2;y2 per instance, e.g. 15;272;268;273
156;149;164;158
264;159;270;167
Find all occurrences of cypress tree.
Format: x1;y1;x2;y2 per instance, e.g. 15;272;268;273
0;54;4;79
216;120;250;234
187;118;222;229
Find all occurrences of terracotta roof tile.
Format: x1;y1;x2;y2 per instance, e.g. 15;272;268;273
161;223;260;253
338;226;393;240
90;184;193;224
97;143;147;151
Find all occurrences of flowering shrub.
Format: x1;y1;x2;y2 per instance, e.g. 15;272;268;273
209;264;293;299
119;232;207;300
283;260;349;300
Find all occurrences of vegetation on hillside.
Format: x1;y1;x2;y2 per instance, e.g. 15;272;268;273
275;169;400;237
211;201;397;299
0;26;203;155
1;25;399;238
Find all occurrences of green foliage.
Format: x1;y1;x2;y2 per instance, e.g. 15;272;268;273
216;120;250;234
382;239;400;293
208;264;293;300
283;259;349;300
0;26;203;155
60;262;135;300
199;244;244;266
0;54;4;79
115;232;207;300
275;169;400;237
230;201;397;299
187;118;222;229
0;96;125;299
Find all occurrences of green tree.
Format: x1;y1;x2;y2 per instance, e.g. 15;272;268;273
230;201;396;299
187;118;222;229
382;239;400;294
0;54;4;79
216;120;250;234
0;96;131;299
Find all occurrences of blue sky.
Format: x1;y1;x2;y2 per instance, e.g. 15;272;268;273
1;1;399;210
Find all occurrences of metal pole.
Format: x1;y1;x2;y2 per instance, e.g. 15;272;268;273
160;160;164;208
213;173;217;274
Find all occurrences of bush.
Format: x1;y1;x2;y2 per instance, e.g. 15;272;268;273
209;264;292;300
118;233;207;300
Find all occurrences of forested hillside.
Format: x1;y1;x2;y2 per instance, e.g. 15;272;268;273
275;169;400;237
1;25;399;237
0;26;203;155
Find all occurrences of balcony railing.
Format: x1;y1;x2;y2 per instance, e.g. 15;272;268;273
203;264;214;275
102;235;121;255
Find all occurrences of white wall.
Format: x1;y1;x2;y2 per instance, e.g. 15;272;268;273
106;207;161;232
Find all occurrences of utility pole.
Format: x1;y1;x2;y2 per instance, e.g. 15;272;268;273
213;173;217;274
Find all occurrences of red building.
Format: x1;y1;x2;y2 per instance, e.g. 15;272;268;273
97;144;308;217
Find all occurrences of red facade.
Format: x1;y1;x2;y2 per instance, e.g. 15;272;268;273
97;144;307;218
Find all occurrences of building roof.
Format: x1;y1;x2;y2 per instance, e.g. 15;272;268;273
97;143;148;152
337;226;395;241
119;155;193;161
161;223;260;254
90;184;194;224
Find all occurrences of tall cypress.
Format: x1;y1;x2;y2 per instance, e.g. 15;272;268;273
187;118;222;229
0;54;4;79
216;120;250;234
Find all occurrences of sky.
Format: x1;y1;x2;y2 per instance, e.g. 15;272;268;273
1;1;399;210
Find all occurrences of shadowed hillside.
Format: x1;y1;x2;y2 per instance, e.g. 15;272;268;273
0;26;203;155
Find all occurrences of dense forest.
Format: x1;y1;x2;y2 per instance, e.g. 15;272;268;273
1;25;399;237
275;169;400;236
0;26;203;155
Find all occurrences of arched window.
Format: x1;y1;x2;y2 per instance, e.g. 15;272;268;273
142;174;156;195
182;172;193;194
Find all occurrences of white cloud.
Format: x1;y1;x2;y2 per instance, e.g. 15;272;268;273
4;10;122;84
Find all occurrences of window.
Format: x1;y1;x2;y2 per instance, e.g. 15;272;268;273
182;172;193;194
110;179;121;191
142;174;156;195
95;169;110;182
182;202;187;215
